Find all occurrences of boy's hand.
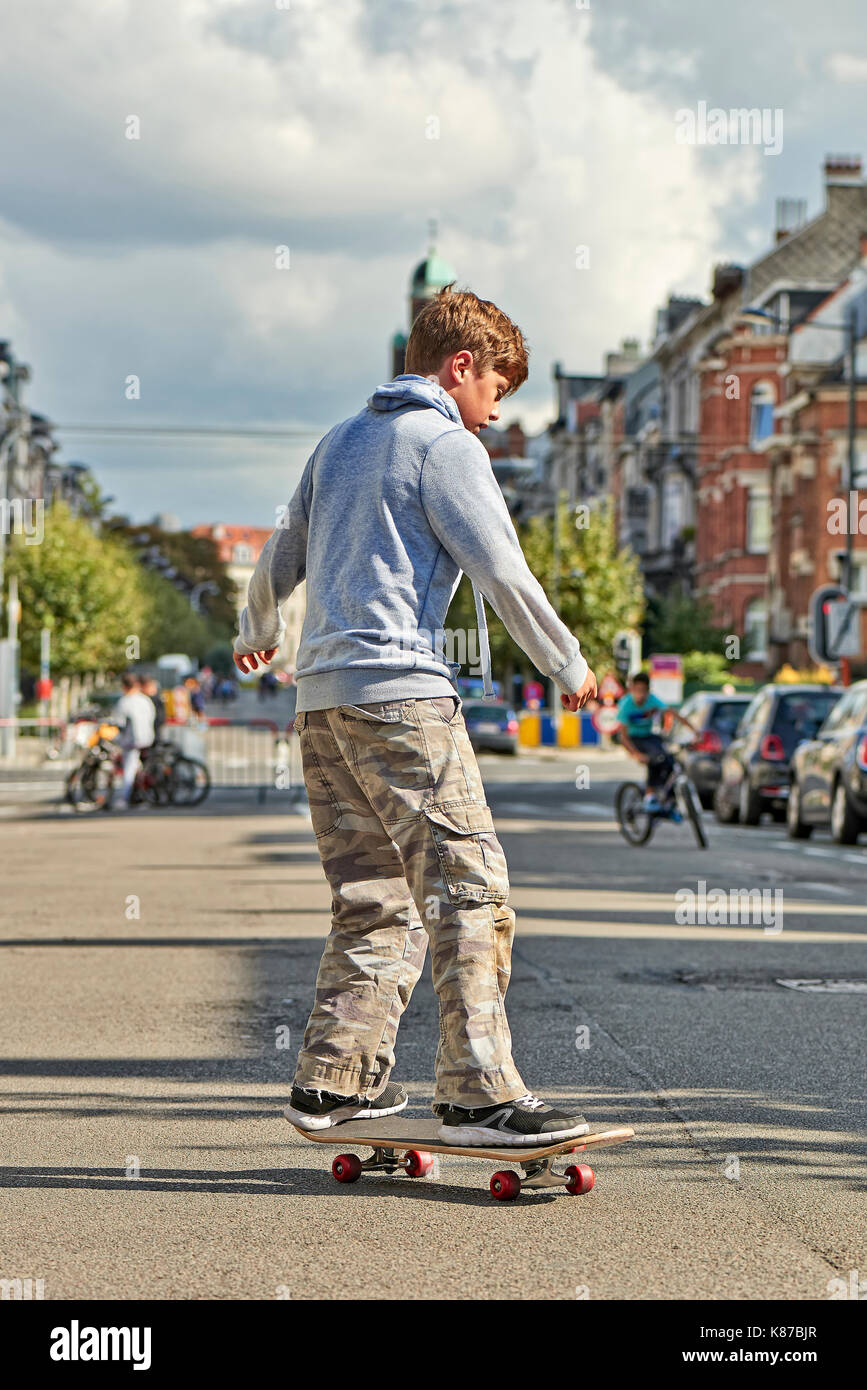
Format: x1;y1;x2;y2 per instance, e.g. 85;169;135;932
561;668;597;711
233;647;277;674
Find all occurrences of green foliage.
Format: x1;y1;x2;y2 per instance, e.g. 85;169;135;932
136;567;215;662
7;500;229;677
203;641;239;676
521;497;644;671
7;501;147;676
446;496;644;678
680;650;753;686
104;520;238;631
644;592;729;656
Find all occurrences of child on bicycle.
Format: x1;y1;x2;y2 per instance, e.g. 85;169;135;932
614;672;698;810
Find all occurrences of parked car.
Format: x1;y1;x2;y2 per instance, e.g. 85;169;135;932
713;683;842;826
668;691;753;807
462;700;519;754
787;680;867;843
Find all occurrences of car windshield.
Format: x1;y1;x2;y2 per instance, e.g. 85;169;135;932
772;692;839;739
709;700;751;734
463;704;512;721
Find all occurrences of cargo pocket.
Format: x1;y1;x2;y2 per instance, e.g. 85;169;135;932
296;720;342;838
422;801;509;904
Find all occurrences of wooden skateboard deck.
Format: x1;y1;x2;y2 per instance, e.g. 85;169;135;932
292;1116;634;1201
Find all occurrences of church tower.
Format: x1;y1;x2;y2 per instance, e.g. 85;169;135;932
391;220;457;377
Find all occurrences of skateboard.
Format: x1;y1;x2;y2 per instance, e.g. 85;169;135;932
292;1116;634;1202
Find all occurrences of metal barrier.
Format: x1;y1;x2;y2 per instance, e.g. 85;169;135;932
0;717;78;765
162;717;304;802
0;716;307;808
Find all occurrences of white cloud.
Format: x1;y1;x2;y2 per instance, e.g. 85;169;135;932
0;0;777;520
826;53;867;82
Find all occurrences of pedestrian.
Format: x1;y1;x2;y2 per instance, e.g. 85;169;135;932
185;676;206;718
234;286;597;1145
142;677;165;739
109;673;156;810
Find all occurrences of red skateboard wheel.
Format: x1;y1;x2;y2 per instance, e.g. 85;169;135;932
564;1163;595;1195
332;1153;362;1183
489;1170;521;1201
403;1149;434;1178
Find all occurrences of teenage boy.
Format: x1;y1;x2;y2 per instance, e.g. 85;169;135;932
234;287;597;1147
614;672;698;807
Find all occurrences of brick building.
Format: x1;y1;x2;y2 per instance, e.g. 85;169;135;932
690;157;867;675
762;250;867;671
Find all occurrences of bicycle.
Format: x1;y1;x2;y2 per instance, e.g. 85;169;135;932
65;730;211;810
615;746;707;849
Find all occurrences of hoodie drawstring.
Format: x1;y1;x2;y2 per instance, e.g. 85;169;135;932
471;581;495;699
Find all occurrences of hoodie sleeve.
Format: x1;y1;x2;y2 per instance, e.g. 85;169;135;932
234;458;313;656
419;430;589;694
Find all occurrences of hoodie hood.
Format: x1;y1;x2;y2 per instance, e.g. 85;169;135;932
368;374;463;427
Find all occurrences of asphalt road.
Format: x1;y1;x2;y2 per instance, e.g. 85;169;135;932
1;747;864;1300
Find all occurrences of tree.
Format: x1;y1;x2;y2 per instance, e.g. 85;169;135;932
446;496;644;683
644;592;729;655
521;497;644;671
136;567;216;662
6;501;147;676
104;519;237;633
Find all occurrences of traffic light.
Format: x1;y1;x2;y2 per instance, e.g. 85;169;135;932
807;585;859;664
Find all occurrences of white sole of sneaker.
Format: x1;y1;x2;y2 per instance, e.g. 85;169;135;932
436;1121;590;1147
284;1095;409;1131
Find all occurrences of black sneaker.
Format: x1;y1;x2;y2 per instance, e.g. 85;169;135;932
284;1080;408;1131
436;1092;589;1147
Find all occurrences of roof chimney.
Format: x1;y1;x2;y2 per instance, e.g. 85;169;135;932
775;197;807;243
824;155;863;186
712;263;744;301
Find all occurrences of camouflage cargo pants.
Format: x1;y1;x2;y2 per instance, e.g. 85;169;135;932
292;696;527;1109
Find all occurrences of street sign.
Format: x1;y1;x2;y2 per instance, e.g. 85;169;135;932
592;704;621;736
598;672;624;702
807;585;860;663
649;654;683;705
826;597;861;659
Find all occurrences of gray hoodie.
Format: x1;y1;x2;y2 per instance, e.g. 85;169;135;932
234;374;588;713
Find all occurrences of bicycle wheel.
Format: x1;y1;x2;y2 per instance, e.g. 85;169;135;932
82;759;117;811
65;763;89;808
676;775;707;849
139;753;172;805
616;781;653;845
169;757;211;806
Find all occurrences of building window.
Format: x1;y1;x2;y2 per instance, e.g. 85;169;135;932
662;476;685;548
850;558;867;597
750;382;775;444
746;491;771;553
744;599;769;662
233;544;253;563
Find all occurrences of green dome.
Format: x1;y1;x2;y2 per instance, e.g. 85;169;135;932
411;251;457;297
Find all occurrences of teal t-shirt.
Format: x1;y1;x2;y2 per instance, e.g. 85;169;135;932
616;691;666;738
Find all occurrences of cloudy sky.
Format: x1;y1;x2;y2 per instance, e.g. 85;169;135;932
1;0;865;526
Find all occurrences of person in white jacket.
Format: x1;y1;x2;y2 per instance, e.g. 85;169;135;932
110;673;156;810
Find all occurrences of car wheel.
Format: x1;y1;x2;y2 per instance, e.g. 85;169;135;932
786;780;812;839
738;777;762;826
830;781;862;845
713;783;740;824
